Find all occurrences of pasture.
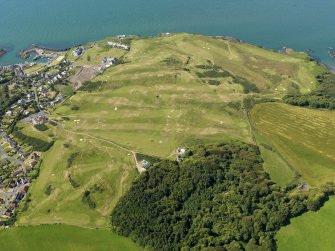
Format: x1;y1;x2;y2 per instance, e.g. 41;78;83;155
0;225;141;251
277;197;335;251
251;102;335;186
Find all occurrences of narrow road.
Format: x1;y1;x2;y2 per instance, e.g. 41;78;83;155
32;83;41;111
62;127;133;153
55;120;164;173
58;123;143;171
226;41;234;60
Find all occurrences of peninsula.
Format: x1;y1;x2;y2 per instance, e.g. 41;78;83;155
0;33;334;251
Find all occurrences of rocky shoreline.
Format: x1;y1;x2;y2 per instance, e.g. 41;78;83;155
0;48;7;58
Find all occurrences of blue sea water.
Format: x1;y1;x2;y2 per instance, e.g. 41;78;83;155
0;0;334;68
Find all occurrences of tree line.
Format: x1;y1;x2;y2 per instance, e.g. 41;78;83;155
283;72;335;110
111;143;335;251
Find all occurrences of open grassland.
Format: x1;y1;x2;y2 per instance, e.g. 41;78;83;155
253;130;296;187
121;34;323;95
251;103;335;186
17;122;137;228
14;34;327;235
277;197;335;251
0;225;141;251
57;77;250;157
56;33;324;157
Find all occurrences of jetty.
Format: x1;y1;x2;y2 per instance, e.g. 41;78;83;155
19;46;60;61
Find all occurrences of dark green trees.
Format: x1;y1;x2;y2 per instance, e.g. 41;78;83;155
112;143;332;250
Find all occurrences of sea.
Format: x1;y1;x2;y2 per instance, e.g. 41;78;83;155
0;0;334;69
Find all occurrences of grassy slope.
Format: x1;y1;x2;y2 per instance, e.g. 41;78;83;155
0;225;141;251
60;34;322;157
10;34;327;249
17;122;137;228
251;102;335;186
277;197;335;251
17;34;324;227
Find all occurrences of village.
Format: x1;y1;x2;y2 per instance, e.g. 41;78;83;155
0;34;186;225
0;51;73;224
0;35;132;224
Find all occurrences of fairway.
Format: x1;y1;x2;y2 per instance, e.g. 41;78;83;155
17;122;137;228
0;225;141;251
57;33;324;157
17;34;326;228
277;197;335;251
251;102;335;186
9;34;329;248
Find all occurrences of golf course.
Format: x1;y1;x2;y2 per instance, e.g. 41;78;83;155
1;33;334;250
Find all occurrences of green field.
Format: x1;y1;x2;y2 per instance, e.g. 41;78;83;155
57;33;324;157
277;197;335;251
0;225;141;251
17;34;326;228
7;33;330;250
17;122;137;228
251;102;335;186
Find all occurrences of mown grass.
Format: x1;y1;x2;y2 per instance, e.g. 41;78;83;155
14;34;328;245
253;130;296;186
57;34;323;158
0;225;141;251
17;122;137;228
277;197;335;251
251;102;335;186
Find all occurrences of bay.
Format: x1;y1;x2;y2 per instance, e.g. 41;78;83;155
0;0;334;68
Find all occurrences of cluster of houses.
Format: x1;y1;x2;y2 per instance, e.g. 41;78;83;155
0;180;30;219
2;134;29;160
0;62;36;73
0;133;41;220
107;42;130;50
0;56;72;223
1;60;70;130
32;115;48;125
100;57;117;70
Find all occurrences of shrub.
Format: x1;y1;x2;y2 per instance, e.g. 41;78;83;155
34;124;49;131
82;190;96;209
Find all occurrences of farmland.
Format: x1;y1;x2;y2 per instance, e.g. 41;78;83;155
0;225;141;251
251;102;335;186
277;198;335;251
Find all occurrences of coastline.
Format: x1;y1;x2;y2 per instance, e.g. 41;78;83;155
1;33;335;74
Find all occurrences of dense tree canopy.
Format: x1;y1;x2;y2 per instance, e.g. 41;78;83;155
112;143;333;250
283;72;335;109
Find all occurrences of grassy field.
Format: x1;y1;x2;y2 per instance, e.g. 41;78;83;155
277;197;335;251
17;34;326;228
251;102;335;186
0;225;141;251
56;33;324;157
17;122;137;228
9;33;329;249
253;129;296;187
